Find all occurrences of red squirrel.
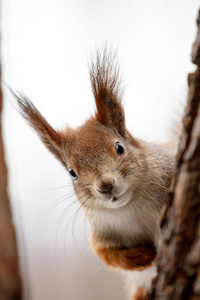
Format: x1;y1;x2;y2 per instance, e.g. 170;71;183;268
12;48;177;299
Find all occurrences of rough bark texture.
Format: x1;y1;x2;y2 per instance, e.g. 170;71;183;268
150;10;200;300
0;10;22;300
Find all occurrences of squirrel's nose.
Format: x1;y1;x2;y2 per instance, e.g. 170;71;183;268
97;177;114;194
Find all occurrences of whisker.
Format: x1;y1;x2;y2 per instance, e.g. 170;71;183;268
63;193;92;259
39;184;73;193
53;191;74;205
82;195;95;245
84;196;95;232
55;197;78;262
37;192;75;216
56;197;78;238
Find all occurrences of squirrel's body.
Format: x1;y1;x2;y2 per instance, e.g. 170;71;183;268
13;48;178;299
88;139;176;250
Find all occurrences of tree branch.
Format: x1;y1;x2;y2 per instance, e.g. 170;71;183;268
150;9;200;300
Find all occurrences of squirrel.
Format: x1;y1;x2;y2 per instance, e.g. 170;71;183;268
12;48;177;299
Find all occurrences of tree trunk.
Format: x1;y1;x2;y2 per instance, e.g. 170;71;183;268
151;9;200;300
0;3;22;299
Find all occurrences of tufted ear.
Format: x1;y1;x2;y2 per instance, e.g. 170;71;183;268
89;48;127;138
11;90;66;166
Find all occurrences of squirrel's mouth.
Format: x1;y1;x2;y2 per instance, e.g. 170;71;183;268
111;196;119;202
110;193;125;203
100;190;131;209
107;189;132;208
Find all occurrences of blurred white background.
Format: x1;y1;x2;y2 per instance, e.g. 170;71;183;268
1;1;199;299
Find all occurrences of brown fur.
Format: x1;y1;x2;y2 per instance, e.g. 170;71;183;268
11;48;178;297
91;236;156;271
132;288;148;300
89;48;126;138
12;91;66;166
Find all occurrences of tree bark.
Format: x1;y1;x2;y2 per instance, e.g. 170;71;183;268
150;10;200;300
0;4;22;299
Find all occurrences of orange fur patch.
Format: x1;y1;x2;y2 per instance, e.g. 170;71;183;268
132;288;148;300
93;243;156;271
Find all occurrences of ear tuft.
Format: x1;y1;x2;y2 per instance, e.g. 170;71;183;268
10;89;66;166
89;47;126;138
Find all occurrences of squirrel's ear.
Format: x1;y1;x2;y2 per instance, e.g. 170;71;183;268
11;91;66;166
89;48;126;138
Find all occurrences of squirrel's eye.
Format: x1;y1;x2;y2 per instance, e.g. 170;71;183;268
69;168;78;180
115;142;125;156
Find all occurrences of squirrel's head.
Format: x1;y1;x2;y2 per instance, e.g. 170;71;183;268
12;48;145;210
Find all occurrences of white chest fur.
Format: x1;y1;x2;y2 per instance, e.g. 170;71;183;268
123;265;157;299
88;195;161;249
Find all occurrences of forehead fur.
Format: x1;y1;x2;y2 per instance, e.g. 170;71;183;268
64;117;119;171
